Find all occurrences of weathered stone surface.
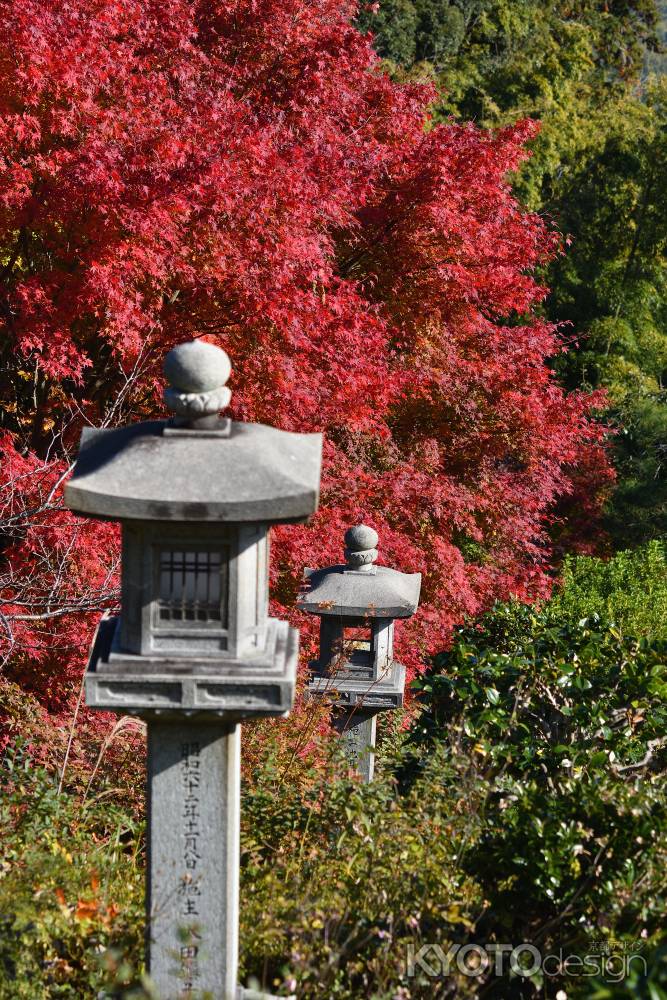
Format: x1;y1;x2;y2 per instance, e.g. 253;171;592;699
118;521;270;659
298;563;421;618
147;719;240;1000
307;665;403;780
164;340;232;393
163;340;235;428
164;383;232;424
343;523;379;571
86;616;297;719
345;524;378;551
334;713;377;783
306;658;406;711
65;420;322;523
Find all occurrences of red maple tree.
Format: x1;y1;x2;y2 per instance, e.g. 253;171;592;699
0;0;613;723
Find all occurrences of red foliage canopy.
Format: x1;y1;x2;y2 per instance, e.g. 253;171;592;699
0;0;613;715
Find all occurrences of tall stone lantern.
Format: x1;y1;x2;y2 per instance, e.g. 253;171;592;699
65;340;321;1000
298;525;421;782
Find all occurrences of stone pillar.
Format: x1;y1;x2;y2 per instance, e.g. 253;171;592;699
146;719;240;1000
334;712;377;783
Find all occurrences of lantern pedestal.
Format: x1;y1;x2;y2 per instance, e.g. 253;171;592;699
85;617;297;718
147;721;289;1000
333;712;377;783
307;659;405;783
147;718;240;1000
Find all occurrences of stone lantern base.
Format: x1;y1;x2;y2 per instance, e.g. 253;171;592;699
306;658;405;712
85;614;297;719
306;660;406;782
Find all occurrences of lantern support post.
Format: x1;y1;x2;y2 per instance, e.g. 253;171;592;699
333;712;377;782
146;718;240;998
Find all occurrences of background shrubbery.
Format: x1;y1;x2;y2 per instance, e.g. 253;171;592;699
0;744;147;999
552;541;667;640
2;546;666;998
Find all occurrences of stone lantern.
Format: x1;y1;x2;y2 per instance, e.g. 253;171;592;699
65;340;321;1000
298;525;421;782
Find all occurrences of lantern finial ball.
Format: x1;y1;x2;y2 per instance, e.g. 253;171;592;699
344;524;378;571
163;339;232;424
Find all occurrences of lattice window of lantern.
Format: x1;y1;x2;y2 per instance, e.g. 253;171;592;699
156;549;229;626
339;624;373;675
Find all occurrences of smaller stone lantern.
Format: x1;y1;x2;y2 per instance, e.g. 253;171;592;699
298;525;421;781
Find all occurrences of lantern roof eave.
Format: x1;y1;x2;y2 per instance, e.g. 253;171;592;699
64;420;322;523
297;564;421;618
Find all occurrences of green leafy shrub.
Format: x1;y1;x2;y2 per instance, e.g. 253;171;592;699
0;743;150;999
2;555;667;998
239;734;483;998
408;602;667;997
551;541;667;640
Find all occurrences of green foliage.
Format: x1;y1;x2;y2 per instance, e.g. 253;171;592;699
3;559;667;997
357;0;419;66
241;585;667;996
233;555;667;996
552;541;667;640
0;743;150;999
407;601;667;996
357;0;466;68
239;738;482;998
549;79;667;544
358;1;659;112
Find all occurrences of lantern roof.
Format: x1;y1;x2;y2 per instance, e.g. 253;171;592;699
64;341;322;523
297;525;421;618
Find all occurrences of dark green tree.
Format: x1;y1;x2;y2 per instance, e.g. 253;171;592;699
549;80;667;543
